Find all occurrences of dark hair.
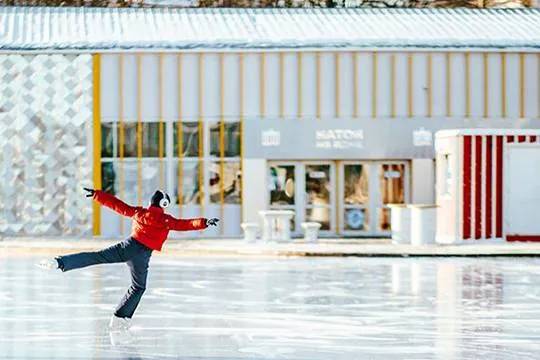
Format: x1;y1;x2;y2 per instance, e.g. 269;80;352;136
150;190;170;208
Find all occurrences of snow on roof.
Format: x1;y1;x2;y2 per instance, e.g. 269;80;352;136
0;7;539;52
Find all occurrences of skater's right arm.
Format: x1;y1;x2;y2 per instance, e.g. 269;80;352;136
91;190;138;218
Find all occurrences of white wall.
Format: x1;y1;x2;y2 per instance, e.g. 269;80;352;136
242;158;267;225
411;159;435;204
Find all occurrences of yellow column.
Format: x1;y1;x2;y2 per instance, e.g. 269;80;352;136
335;52;340;118
92;54;102;236
465;52;471;118
279;52;285;119
136;54;143;205
427;53;433;118
198;53;204;210
316;52;321;119
297;52;302;119
407;53;413;118
519;53;525;119
483;53;489;119
177;54;184;217
501;53;507;118
158;53;165;188
219;53;225;234
239;53;245;221
390;53;396;118
353;52;358;118
119;55;125;234
446;52;452;117
372;52;378;118
260;53;265;118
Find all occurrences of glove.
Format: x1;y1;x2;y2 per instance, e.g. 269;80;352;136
206;218;219;227
83;187;95;198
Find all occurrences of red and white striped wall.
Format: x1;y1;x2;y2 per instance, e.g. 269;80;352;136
461;134;540;242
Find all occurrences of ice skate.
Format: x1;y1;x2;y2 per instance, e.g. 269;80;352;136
109;328;135;346
36;258;58;271
109;315;132;331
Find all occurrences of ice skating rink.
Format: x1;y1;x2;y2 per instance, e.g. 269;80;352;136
1;255;540;359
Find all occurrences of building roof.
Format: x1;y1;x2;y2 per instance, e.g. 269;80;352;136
0;7;539;52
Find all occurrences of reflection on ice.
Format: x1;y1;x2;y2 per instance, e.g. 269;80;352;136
1;256;540;359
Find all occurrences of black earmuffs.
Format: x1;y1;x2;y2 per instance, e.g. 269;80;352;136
150;190;171;209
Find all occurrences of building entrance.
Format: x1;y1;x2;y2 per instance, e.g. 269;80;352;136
268;161;409;237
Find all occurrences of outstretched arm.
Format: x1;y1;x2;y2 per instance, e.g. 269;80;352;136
166;216;208;232
84;188;138;218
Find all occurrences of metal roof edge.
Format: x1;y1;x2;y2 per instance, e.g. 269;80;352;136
1;46;539;53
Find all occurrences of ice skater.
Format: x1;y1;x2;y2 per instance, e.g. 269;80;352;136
40;188;219;330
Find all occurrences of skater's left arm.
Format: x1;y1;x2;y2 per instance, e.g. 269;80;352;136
166;216;219;231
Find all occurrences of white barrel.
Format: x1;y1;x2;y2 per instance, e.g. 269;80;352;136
410;205;437;246
388;204;411;244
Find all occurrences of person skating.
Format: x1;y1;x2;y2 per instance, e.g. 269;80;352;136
39;188;219;330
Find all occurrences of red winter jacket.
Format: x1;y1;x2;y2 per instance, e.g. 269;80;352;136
93;190;207;251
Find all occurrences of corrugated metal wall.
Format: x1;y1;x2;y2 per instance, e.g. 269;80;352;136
100;51;540;120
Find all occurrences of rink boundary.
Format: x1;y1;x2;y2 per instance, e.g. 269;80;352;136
2;238;540;257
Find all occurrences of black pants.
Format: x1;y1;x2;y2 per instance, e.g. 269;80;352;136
57;237;153;318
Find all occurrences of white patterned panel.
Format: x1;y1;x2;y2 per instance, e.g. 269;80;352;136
0;54;93;236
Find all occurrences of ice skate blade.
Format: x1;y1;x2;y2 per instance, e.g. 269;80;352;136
36;259;57;271
109;329;135;346
109;315;132;331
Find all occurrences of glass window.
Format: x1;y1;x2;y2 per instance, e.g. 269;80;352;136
269;165;295;206
101;161;116;195
306;207;330;230
378;163;405;232
378;208;391;231
305;165;331;206
101;159;167;206
101;123;115;158
344;208;369;231
209;162;242;204
173;122;200;158
173;161;201;205
380;164;405;204
210;122;241;157
121;122;164;158
344;164;368;205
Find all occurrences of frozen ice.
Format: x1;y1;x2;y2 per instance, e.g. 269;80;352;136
2;255;540;359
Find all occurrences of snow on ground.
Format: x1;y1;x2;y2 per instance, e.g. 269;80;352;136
1;255;540;359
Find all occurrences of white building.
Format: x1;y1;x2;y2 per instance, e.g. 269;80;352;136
0;7;539;239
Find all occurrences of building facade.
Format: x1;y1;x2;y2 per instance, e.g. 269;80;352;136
0;7;539;238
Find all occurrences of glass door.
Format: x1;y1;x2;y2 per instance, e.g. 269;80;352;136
338;161;408;237
268;162;299;235
304;163;335;234
377;163;407;235
340;163;370;235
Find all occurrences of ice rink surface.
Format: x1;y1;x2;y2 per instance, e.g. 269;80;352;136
2;255;540;360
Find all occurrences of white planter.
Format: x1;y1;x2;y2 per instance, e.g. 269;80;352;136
388;204;411;244
410;205;437;246
301;222;322;243
241;223;259;243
